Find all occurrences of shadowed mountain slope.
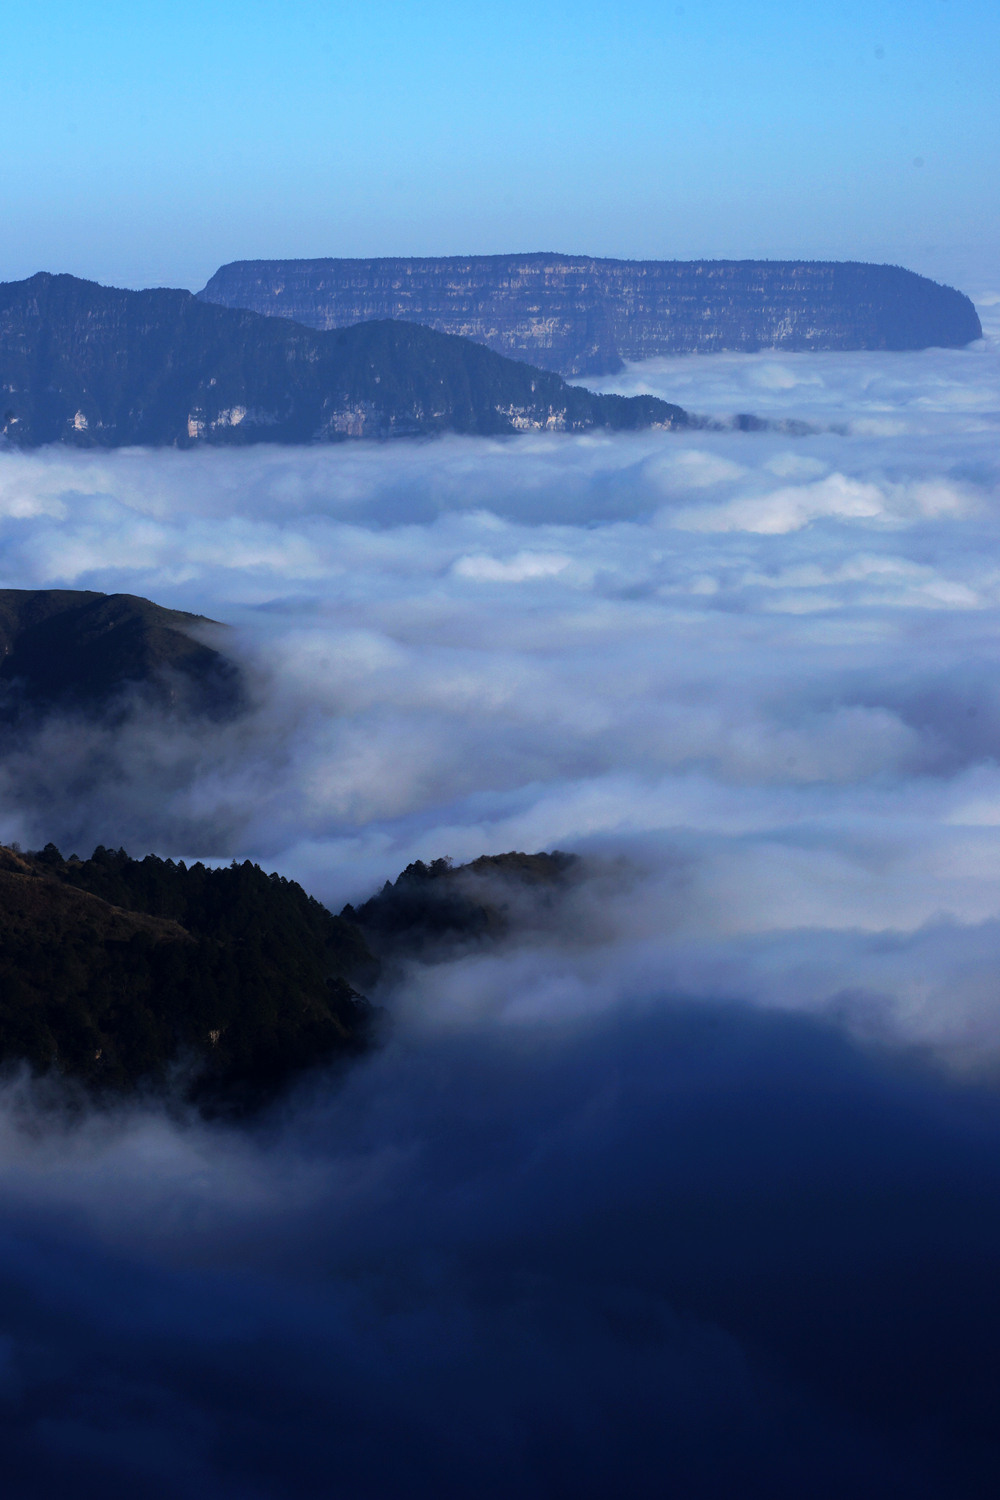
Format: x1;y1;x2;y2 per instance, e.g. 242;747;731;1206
0;846;579;1107
0;273;689;446
199;254;983;376
0;843;375;1108
345;850;579;958
0;589;241;719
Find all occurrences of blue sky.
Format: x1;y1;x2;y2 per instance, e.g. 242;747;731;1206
1;0;996;291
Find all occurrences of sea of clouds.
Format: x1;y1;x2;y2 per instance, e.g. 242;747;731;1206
0;298;999;1493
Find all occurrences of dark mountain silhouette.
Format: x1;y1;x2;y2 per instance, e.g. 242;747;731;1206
0;273;689;447
344;850;578;958
0;843;375;1110
0;589;241;720
0;846;578;1108
199;254;983;376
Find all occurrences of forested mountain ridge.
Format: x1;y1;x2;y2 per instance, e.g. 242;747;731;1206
345;850;578;957
0;845;579;1108
0;843;376;1108
199;255;983;376
0;273;689;446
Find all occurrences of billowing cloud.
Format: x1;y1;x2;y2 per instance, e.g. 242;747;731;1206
0;327;999;1492
2;338;1000;1048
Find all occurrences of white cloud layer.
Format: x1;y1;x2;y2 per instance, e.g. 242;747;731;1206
2;335;1000;1057
2;328;1000;1492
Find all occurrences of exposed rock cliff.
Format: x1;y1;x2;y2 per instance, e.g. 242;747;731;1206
199;255;982;376
0;273;689;447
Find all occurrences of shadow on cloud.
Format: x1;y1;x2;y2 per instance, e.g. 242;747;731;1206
0;1002;999;1497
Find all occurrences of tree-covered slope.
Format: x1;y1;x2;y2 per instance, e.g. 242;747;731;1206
345;850;578;957
0;844;582;1108
0;844;376;1108
0;273;689;446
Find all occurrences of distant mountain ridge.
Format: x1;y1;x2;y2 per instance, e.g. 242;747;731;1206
199;255;983;376
0;273;689;447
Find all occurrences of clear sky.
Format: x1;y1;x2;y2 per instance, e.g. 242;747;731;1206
2;0;996;293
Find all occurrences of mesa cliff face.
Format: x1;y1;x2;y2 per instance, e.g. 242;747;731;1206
0;273;688;447
199;255;983;376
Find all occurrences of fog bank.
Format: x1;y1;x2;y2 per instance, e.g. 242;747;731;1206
1;327;1000;1491
2;331;1000;1054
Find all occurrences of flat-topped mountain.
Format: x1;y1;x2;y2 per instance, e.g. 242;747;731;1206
0;589;241;719
199;255;982;376
0;273;688;446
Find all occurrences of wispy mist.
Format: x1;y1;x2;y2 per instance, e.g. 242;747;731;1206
1;327;1000;1492
2;333;999;1049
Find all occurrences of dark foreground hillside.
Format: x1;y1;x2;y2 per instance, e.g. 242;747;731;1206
0;844;575;1109
0;273;689;447
346;850;578;957
0;844;375;1109
0;588;241;720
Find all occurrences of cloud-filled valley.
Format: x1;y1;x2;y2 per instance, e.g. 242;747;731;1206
3;335;1000;1049
1;320;1000;1493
